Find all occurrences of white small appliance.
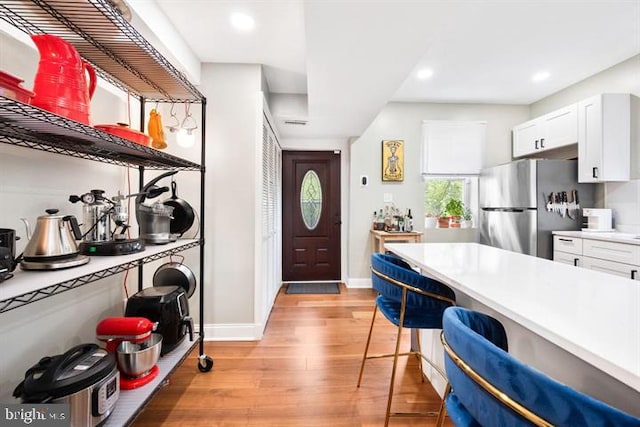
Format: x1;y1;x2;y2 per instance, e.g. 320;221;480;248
582;208;613;231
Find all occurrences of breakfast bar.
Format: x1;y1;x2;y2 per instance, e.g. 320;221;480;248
385;242;640;417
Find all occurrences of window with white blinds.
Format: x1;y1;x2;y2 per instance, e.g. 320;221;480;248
262;119;281;238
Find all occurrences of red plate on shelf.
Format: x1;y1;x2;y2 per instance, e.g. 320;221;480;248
95;123;152;147
0;70;36;104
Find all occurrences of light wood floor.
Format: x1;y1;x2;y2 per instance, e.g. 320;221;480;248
132;284;452;426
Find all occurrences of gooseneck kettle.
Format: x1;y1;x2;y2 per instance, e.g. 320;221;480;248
21;209;83;261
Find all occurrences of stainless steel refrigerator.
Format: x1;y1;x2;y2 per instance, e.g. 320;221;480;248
479;159;596;259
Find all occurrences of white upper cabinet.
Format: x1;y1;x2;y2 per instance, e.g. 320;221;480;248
541;104;578;150
578;94;630;183
512;104;578;158
512;120;540;158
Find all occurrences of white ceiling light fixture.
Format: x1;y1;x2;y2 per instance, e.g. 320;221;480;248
230;12;255;31
416;68;434;80
532;71;550;82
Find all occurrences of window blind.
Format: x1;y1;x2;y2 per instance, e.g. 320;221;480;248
421;120;486;176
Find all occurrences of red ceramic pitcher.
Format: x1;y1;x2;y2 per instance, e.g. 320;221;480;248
31;34;97;124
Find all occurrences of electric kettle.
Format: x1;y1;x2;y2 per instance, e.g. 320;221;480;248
30;34;97;124
21;209;86;268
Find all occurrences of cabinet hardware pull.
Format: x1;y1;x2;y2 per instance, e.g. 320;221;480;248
632;270;638;280
540;138;545;148
592;167;598;178
558;238;573;242
535;140;539;149
574;258;579;266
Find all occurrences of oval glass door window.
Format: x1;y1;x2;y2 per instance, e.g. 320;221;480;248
300;170;322;230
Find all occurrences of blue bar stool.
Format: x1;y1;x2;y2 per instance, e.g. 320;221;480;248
438;306;640;427
358;253;456;426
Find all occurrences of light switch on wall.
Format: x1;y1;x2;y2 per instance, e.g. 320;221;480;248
384;193;393;202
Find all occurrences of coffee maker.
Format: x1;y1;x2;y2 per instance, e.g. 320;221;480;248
69;189;144;255
0;228;19;281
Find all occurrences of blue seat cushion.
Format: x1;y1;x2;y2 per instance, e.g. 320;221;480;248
443;307;640;427
376;294;449;329
371;253;455;329
445;393;482;427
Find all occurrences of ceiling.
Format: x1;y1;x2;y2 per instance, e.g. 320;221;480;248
149;0;640;140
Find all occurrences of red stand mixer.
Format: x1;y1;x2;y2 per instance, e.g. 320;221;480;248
96;317;162;390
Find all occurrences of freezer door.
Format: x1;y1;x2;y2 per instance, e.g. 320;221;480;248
480;160;537;208
480;209;537;256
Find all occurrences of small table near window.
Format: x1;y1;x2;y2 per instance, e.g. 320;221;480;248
370;230;423;253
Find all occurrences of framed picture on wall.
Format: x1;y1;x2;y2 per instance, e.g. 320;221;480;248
382;139;404;181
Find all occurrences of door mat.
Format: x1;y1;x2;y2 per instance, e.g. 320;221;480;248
285;282;340;294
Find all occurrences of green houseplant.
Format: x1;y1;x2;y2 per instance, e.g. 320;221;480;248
444;199;465;228
461;207;473;228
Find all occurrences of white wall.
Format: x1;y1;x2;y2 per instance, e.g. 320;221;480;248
348;102;530;282
530;55;640;232
198;63;264;339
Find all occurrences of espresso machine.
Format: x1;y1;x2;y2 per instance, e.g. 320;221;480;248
69;189;144;255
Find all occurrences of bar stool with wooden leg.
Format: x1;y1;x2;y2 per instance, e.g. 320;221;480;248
357;253;456;427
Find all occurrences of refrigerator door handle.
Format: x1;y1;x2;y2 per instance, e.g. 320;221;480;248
481;208;525;212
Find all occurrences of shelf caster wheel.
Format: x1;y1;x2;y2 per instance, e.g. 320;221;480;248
198;355;213;372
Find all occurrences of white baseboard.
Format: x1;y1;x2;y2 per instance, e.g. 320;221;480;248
346;278;372;288
198;323;264;341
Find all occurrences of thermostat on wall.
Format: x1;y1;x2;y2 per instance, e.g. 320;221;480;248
360;175;368;187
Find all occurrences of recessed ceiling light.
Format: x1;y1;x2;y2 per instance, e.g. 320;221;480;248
532;71;550;82
416;68;434;80
230;13;254;31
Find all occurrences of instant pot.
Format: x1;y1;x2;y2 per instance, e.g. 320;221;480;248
13;343;119;427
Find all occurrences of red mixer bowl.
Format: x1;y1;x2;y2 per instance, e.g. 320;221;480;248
0;71;35;104
95;123;152;146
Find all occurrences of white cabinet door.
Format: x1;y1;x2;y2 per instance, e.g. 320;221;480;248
582;256;639;280
512;120;540;158
553;235;583;255
554;251;582;267
578;94;630;182
582;239;640;265
542;103;578;150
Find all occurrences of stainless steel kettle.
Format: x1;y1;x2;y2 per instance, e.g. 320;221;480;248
21;209;83;260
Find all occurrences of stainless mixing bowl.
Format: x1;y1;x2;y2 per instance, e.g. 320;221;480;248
116;333;162;378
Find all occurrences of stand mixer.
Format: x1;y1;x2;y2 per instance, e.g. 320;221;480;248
96;317;162;390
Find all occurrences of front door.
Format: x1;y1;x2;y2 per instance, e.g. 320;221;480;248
282;151;341;281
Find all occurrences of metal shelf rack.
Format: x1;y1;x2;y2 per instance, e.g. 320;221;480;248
0;0;204;102
0;1;212;423
0;97;201;169
0;240;201;313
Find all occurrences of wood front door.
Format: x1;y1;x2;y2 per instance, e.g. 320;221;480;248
282;151;341;281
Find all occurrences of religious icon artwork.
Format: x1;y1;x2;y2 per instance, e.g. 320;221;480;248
382;139;404;182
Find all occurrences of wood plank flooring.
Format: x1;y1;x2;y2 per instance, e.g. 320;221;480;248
132;284;452;426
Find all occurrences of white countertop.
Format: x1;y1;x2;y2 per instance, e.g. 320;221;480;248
385;242;640;392
553;230;640;246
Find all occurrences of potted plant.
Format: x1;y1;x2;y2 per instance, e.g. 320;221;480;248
461;207;473;228
425;209;438;228
444;198;464;228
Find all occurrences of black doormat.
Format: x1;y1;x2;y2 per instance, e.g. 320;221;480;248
285;282;340;294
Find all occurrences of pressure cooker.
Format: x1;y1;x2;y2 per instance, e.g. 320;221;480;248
13;343;119;427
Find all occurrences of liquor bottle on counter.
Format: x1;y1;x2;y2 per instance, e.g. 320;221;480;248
372;211;377;230
406;209;413;232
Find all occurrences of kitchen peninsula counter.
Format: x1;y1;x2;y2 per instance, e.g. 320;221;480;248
385;242;640;415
